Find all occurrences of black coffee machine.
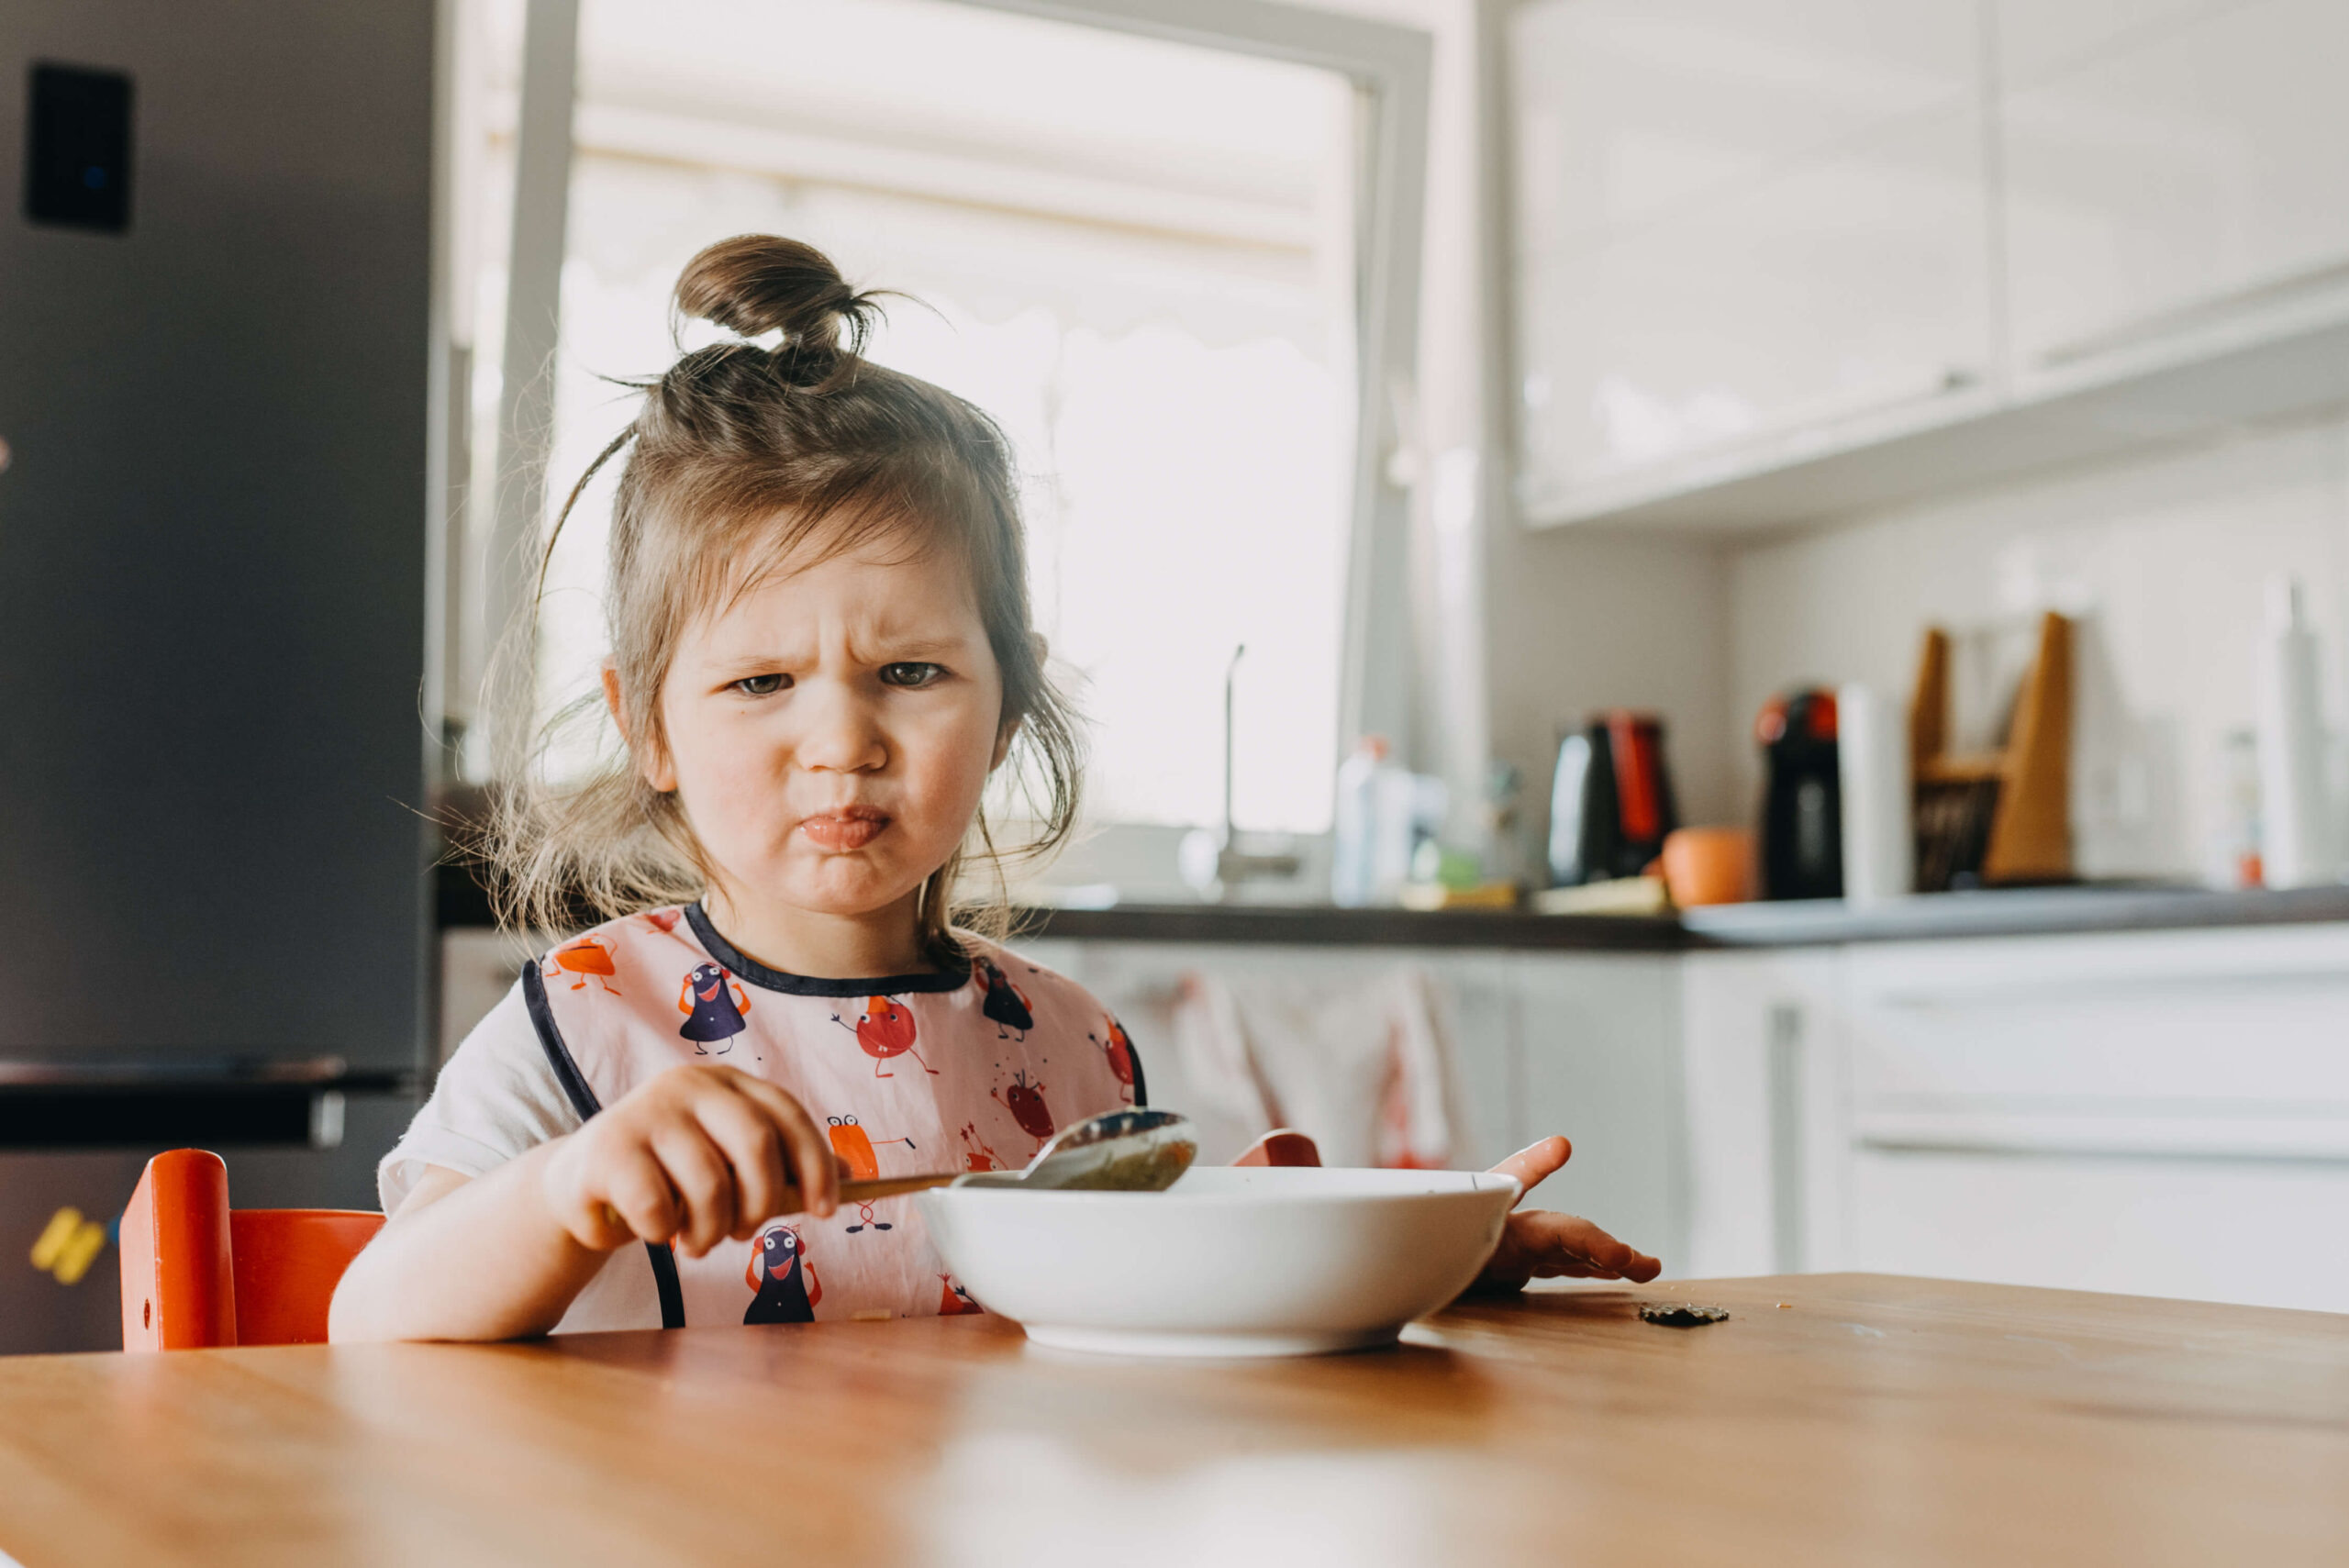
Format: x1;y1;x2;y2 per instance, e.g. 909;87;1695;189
1548;710;1678;885
1757;689;1842;899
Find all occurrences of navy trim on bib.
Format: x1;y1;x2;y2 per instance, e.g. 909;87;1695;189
522;958;688;1330
642;1241;687;1329
685;901;972;996
1129;1039;1149;1108
523;961;601;1121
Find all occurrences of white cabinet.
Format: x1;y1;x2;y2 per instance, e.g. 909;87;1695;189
2000;0;2349;370
1688;924;2349;1311
1509;0;1992;517
1839;927;2349;1311
1508;953;1685;1265
1506;0;2349;530
1847;1149;2349;1311
1678;950;1847;1277
1841;927;2349;1159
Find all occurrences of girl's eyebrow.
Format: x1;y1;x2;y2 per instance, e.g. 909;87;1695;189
708;652;795;678
706;636;972;676
871;637;970;660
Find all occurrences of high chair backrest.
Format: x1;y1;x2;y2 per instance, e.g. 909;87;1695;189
119;1149;384;1351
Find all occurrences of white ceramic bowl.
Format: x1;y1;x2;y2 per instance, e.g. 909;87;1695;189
918;1165;1519;1358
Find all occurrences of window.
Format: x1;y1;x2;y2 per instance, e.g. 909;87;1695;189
445;0;1428;890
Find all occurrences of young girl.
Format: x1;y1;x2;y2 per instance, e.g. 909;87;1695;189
330;236;1657;1342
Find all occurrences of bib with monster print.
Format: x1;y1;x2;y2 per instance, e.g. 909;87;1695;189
523;903;1142;1331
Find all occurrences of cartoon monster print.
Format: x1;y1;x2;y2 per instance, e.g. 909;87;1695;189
974;956;1034;1040
958;1121;1004;1173
991;1070;1054;1156
937;1274;984;1316
827;1114;917;1235
635;908;682;935
829;995;938;1077
678;962;751;1054
744;1223;821;1325
1089;1016;1135;1105
543;935;621;995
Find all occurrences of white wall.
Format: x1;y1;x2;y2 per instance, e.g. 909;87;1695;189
1729;410;2349;882
1304;0;1743;853
1488;528;1736;831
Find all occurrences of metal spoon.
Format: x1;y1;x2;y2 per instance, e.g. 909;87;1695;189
771;1108;1198;1214
952;1107;1198;1192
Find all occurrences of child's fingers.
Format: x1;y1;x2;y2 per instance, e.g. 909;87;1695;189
693;1091;790;1237
1486;1136;1573;1204
730;1075;840;1218
553;1183;637;1251
651;1125;740;1257
539;1140;618;1251
1510;1210;1662;1282
601;1150;687;1248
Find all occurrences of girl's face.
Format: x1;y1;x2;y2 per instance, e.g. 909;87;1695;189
642;537;1010;929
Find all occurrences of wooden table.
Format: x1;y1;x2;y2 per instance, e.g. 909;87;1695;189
2;1274;2344;1566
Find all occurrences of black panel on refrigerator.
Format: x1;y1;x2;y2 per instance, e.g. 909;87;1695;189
24;63;134;233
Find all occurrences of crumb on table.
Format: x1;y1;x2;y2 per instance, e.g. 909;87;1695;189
1640;1302;1731;1328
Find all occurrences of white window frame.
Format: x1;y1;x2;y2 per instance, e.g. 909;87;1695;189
460;0;1432;857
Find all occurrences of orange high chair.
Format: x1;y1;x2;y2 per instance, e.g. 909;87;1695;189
118;1148;384;1351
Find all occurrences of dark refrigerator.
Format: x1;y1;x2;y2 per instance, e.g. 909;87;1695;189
0;0;438;1351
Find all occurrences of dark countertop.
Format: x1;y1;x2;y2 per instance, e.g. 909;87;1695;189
1016;884;2349;950
437;859;2349;950
1014;902;1688;951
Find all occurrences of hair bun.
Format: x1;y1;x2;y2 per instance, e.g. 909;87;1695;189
674;235;876;367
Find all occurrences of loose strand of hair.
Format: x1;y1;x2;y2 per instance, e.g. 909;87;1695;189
537;425;638;604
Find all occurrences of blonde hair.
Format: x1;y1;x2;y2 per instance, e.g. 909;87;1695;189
483;235;1082;962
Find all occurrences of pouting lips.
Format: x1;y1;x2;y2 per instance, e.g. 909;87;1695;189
798;808;891;851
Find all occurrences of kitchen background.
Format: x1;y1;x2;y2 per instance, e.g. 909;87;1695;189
6;0;2346;1350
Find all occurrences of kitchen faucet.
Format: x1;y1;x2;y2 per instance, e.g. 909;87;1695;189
1179;644;1303;899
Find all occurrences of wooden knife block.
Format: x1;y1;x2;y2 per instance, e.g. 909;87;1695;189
1910;611;2073;887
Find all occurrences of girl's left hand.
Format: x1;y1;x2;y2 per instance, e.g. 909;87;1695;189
1470;1135;1662;1292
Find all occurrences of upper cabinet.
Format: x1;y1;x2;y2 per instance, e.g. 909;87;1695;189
1510;0;1992;523
2001;0;2349;371
1508;0;2349;530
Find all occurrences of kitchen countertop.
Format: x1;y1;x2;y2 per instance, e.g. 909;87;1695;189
1677;880;2349;946
1014;900;1688;950
5;1273;2343;1565
437;858;2349;949
1019;883;2349;950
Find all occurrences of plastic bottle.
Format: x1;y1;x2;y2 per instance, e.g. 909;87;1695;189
1331;736;1391;906
1837;682;1912;904
2255;575;2335;888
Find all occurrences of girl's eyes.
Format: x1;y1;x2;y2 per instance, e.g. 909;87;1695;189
729;664;945;695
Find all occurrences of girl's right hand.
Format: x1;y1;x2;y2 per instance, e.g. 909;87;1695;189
538;1063;841;1258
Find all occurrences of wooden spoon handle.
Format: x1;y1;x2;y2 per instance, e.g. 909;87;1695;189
812;1172;963;1207
596;1171;964;1238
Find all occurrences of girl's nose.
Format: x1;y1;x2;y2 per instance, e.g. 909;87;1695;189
793;682;888;773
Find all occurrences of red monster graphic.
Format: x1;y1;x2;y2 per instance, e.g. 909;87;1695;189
991;1071;1054;1155
937;1273;984;1316
829;995;939;1078
543;935;621;995
1090;1017;1135;1105
827;1114;917;1235
958;1122;1003;1173
635;909;682;935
